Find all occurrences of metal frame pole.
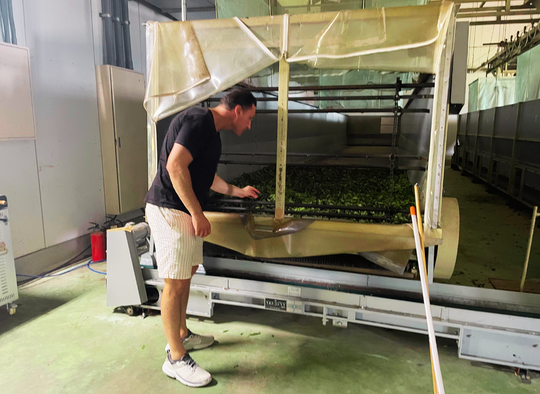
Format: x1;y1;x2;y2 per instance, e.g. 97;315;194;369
520;206;539;292
432;19;455;228
274;15;290;226
181;0;187;21
428;246;435;284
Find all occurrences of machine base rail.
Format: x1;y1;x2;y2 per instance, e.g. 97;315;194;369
138;269;540;371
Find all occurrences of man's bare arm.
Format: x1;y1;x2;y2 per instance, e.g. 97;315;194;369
166;143;211;237
211;174;260;198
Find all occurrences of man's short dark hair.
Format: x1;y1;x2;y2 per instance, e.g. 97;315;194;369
220;90;257;111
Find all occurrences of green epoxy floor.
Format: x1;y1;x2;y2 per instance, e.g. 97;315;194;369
441;168;540;288
1;260;539;393
1;168;540;393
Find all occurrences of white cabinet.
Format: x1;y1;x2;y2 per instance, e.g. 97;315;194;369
96;65;148;215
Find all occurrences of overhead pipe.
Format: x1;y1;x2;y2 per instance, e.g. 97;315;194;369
112;0;125;68
0;5;5;42
181;0;187;21
121;0;133;69
0;0;11;44
100;0;116;65
7;0;16;44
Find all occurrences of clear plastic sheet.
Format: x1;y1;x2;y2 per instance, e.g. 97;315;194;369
468;77;515;112
259;0;427;15
287;2;453;72
319;70;415;109
203;212;430;258
216;0;270;19
468;79;479;112
144;17;281;122
516;45;540;103
144;2;454;122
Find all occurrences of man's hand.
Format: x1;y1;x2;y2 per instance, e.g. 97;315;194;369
192;212;211;238
235;186;260;199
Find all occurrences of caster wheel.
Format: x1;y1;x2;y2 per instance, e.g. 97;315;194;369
7;303;17;315
124;306;141;316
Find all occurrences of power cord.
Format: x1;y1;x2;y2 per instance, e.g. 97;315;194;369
87;260;106;275
17;258;107;278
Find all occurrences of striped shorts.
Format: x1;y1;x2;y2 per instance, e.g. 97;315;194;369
145;203;203;280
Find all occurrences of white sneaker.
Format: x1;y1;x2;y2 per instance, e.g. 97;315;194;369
162;352;212;388
165;330;215;352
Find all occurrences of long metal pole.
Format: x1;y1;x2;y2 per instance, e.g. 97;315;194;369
411;207;445;394
181;0;187;21
205;94;434;102
220;152;427;160
256;108;430;114
520;206;539;292
241;83;435;92
274;15;290;226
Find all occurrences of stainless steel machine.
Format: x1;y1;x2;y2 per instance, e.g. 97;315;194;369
106;222;540;371
105;3;540;374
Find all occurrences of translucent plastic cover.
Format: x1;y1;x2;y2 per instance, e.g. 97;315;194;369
144;16;281;121
144;2;454;122
516;45;540;103
468;77;515;112
287;3;452;72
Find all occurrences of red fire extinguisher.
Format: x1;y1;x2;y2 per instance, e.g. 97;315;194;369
88;222;106;262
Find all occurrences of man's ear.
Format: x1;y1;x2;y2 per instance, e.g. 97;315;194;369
234;105;243;118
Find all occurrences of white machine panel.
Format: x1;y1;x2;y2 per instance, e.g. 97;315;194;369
0;195;19;310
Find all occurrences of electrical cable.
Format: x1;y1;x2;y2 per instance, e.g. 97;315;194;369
16;245;107;278
17;260;90;278
87;260;107;275
17;259;107;278
16;245;92;278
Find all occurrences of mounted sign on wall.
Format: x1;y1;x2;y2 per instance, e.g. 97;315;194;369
0;43;36;141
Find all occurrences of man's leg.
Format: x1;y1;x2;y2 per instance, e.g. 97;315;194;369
162;278;190;361
161;274;212;387
179;265;198;339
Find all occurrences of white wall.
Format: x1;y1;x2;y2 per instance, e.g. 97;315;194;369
0;0;172;259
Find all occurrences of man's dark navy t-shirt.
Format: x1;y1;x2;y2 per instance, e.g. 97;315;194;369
145;107;221;215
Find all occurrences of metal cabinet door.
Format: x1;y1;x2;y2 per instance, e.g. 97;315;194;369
110;67;148;214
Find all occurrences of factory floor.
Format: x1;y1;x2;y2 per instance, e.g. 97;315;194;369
0;262;539;394
1;167;540;393
440;168;540;290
